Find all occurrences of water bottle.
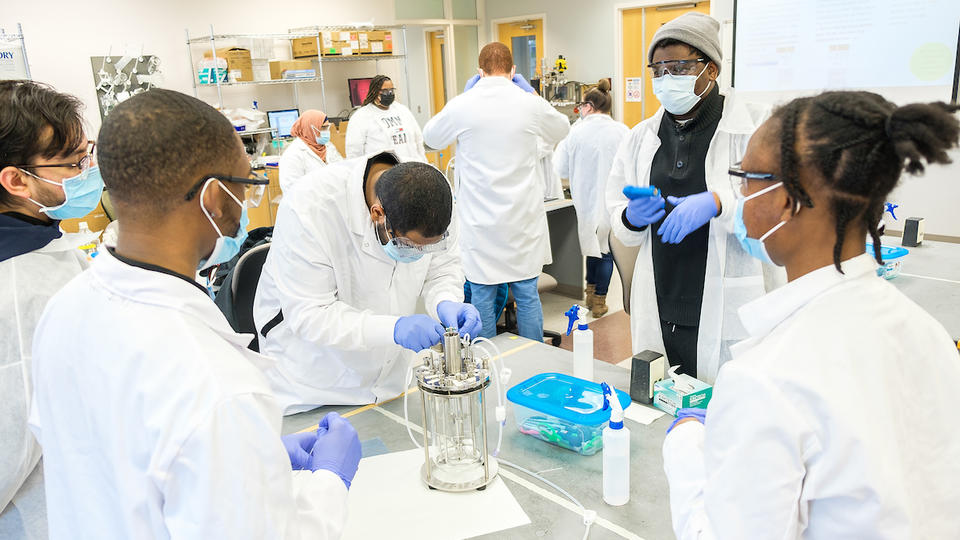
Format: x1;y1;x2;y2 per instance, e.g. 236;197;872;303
601;382;630;506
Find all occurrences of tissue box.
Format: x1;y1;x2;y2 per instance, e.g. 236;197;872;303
653;374;712;416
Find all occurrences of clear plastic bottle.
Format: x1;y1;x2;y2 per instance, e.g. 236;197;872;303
601;382;630;506
564;305;594;381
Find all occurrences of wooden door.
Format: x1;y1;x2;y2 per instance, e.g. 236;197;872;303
428;31;447;115
497;19;544;80
622;2;711;128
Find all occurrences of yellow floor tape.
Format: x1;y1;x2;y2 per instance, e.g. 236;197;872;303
293;339;538;433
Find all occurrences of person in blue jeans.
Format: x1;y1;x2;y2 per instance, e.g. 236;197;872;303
585;252;614;315
469;277;543;340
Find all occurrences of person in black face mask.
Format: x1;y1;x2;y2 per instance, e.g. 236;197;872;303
345;75;427;162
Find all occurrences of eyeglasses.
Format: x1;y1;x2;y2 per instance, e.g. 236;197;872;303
15;141;96;172
729;163;778;196
647;58;706;78
184;172;270;208
384;219;450;254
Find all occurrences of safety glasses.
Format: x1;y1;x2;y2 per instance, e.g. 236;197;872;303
15;141;96;172
184;172;269;208
729;163;778;198
647;58;706;78
384;219;450;254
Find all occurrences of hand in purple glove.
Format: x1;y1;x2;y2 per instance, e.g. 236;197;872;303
666;407;707;434
511;73;536;93
657;191;719;244
310;412;362;489
464;73;481;92
624;193;666;229
437;300;482;339
281;430;317;470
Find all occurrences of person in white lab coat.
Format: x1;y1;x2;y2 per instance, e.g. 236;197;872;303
663;92;960;539
30;89;359;539
423;42;570;341
0;80;103;539
554;79;629;317
254;152;478;413
279;109;343;192
345;75;427;162
606;13;775;383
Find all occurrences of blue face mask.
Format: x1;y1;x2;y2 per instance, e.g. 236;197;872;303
314;130;331;146
733;182;789;266
651;65;711;116
23;165;105;220
198;179;249;271
377;222;424;263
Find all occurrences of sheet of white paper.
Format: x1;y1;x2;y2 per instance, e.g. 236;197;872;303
624;403;665;425
342;449;531;540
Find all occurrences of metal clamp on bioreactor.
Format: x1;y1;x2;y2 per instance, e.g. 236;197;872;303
416;328;499;492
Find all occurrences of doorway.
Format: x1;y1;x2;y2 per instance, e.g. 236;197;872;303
428;30;448;115
620;2;711;128
496;17;544;81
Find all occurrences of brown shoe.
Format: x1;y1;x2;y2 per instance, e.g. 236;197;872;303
591;295;609;317
585;284;596;309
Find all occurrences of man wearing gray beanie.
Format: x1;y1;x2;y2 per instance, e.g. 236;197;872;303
606;11;777;387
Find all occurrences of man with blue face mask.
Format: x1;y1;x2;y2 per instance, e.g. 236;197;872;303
0;80;99;538
606;12;782;384
30;89;360;539
254;152;478;413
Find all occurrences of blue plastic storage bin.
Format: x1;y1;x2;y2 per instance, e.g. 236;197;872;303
866;243;909;279
506;373;631;456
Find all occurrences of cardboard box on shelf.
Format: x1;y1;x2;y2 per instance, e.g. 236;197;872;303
291;35;322;58
202;47;253;82
269;59;316;80
358;30;393;54
320;31;359;56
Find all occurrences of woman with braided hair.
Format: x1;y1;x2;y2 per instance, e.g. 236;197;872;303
662;91;960;539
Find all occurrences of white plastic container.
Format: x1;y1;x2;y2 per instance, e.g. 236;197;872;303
601;382;630;506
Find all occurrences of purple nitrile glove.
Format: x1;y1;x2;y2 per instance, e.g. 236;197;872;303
666;407;707;434
511;73;536;93
394;314;445;352
464;73;481;92
624;193;666;229
437;300;482;339
657;191;718;244
281;430;317;470
310;412;362;489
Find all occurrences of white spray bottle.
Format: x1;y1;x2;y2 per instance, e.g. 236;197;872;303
564;305;594;381
601;382;630;506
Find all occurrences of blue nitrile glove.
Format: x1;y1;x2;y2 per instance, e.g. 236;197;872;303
624;192;666;229
666;407;707;434
511;73;536;93
464;73;481;92
394;314;445;352
657;191;719;244
437;300;483;339
281;430;317;470
310;412;362;489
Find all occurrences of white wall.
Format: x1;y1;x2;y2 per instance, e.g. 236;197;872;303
6;0;433;133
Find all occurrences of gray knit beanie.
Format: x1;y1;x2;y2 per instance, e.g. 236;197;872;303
647;12;722;67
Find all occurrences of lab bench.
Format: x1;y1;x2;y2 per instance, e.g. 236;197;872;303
282;334;674;540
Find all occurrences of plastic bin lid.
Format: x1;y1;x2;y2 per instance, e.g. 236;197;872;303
866;243;909;261
506;372;631;426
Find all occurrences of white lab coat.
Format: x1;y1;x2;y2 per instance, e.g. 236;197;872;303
422;76;570;284
539;139;565;203
606;93;777;382
663;254;960;539
29;249;348;539
279;137;343;192
554;113;630;258
345;102;427;163
253;155;465;413
0;230;93;538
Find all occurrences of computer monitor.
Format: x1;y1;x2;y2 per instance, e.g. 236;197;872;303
267;109;300;138
348;78;373;108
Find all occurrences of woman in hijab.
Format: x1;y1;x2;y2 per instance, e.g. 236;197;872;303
279;109;343;191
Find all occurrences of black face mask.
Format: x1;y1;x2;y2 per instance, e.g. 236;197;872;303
379;90;396;106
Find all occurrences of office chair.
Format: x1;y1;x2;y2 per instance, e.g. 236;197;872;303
608;231;639;316
230;243;271;351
